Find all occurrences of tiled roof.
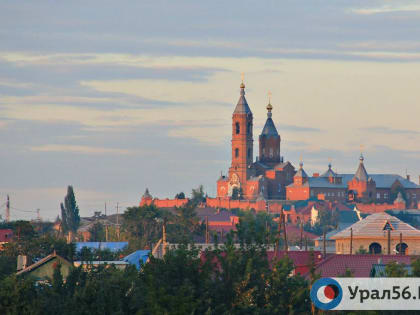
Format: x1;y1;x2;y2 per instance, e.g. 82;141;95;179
267;250;325;267
332;212;420;239
314;254;413;277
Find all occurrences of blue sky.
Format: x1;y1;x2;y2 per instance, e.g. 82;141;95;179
2;1;420;220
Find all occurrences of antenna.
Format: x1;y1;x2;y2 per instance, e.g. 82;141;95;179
105;202;107;216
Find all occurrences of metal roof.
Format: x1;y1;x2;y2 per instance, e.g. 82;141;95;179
354;156;369;181
233;84;252;114
75;242;128;252
261;117;279;136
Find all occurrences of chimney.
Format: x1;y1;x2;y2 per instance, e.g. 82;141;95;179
407;174;410;181
17;255;27;271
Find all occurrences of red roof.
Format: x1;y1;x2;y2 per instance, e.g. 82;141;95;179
0;229;13;242
314;254;414;277
267;250;324;267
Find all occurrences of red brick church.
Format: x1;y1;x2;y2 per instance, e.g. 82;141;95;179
213;81;420;207
216;81;295;200
141;81;420;210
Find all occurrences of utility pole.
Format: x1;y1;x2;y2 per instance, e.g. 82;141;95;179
116;203;120;241
6;195;10;222
350;228;353;255
205;216;209;244
105;202;107;216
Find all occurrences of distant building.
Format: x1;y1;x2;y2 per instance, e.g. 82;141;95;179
139;81;420;212
16;252;73;282
332;212;420;255
0;229;13;249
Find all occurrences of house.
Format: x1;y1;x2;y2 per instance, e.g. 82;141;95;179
16;252;73;282
0;229;13;249
332;212;420;255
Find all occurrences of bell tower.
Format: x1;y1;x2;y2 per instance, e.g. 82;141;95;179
259;96;281;166
228;80;253;195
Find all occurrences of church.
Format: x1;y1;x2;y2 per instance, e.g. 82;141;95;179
216;80;295;200
215;81;420;207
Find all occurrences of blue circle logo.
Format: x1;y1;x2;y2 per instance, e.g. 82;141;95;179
310;278;343;310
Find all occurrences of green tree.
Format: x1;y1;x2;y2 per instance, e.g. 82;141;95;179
88;222;106;242
385;261;408;277
60;186;80;238
190;185;205;207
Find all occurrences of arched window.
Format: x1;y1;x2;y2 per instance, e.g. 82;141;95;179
235;148;239;158
369;242;382;254
235;122;240;134
396;243;408;255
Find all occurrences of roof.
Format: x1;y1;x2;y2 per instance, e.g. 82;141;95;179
354;155;369;181
233;84;252;114
0;229;13;242
288;173;420;189
338;210;360;224
75;242;128;252
370;263;412;277
16;252;70;276
122;250;150;269
313;254;413;277
284;225;319;240
321;163;337;178
267;250;325;267
143;188;152;199
261;117;279;137
295;163;308;178
332;212;420;239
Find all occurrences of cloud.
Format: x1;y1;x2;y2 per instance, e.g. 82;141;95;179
351;4;420;15
30;144;134;155
279;124;323;133
362;126;420;135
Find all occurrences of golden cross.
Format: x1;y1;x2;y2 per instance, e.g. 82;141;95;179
268;90;272;103
241;72;245;83
360;144;365;154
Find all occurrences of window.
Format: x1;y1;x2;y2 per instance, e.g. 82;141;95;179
235;148;239;158
414;193;417;199
278;184;281;192
384;193;388;199
235;122;240;134
376;192;381;199
247;122;251;135
247;148;251;159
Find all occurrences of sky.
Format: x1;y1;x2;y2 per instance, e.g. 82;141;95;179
2;0;420;220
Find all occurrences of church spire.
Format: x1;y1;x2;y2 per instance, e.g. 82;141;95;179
261;92;278;136
234;75;252;114
354;153;368;181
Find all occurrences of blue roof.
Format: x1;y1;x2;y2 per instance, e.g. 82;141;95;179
287;174;420;189
75;242;128;252
122;250;150;269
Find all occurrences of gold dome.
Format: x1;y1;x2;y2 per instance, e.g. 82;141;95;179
266;102;273;111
